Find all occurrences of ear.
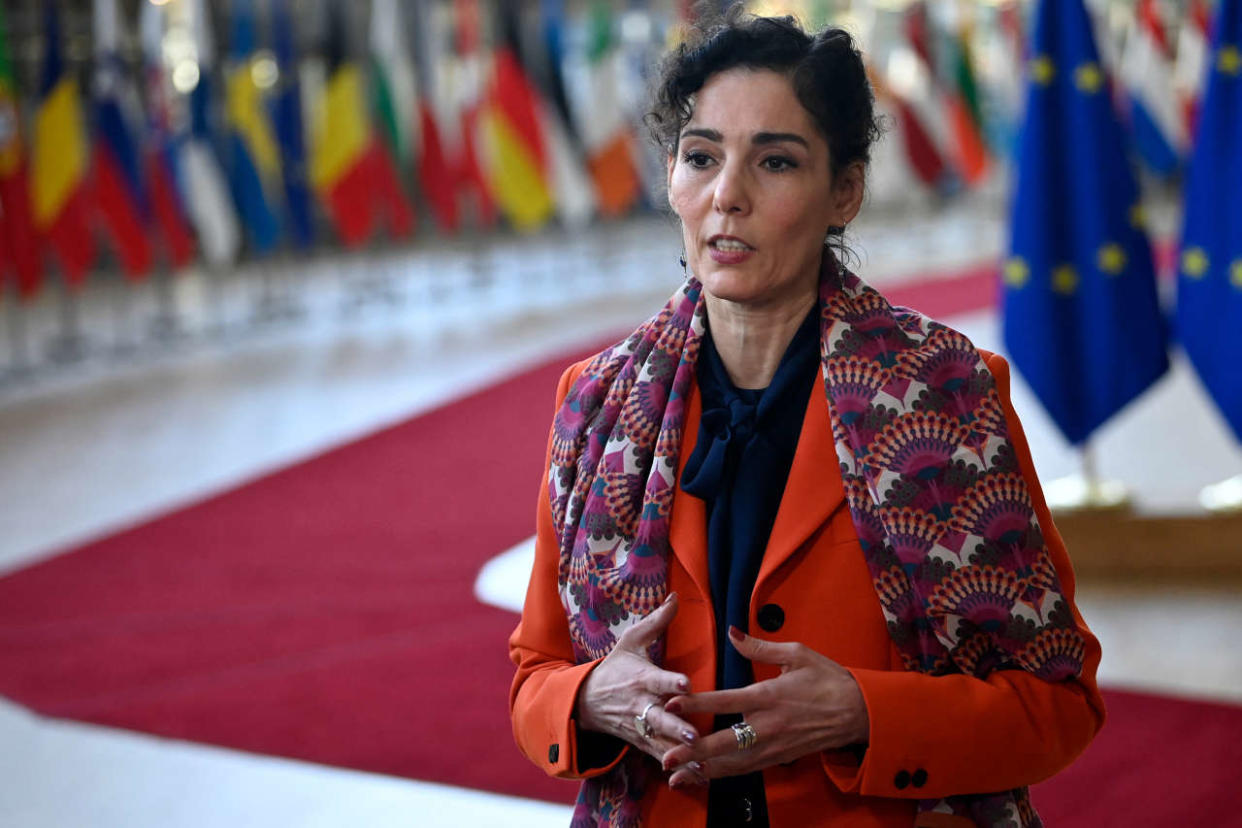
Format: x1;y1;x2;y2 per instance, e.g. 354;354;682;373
665;151;677;212
831;161;866;226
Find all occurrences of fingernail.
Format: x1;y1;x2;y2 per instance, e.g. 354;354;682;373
665;699;682;714
728;625;744;640
676;677;689;692
663;592;677;605
681;729;696;744
689;761;703;772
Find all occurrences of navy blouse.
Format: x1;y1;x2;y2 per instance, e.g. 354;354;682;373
680;307;820;827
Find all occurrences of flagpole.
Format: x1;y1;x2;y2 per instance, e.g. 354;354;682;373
46;278;87;363
109;275;138;356
2;287;33;382
149;266;182;342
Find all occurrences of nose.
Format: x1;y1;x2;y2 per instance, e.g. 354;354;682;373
712;160;751;216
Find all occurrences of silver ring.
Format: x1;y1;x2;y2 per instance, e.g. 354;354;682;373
635;701;659;741
732;721;758;751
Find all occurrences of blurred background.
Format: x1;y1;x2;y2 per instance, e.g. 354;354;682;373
0;0;1239;826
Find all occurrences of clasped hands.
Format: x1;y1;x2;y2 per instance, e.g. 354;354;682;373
575;592;870;789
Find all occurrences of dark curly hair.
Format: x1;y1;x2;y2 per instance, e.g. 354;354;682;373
646;6;881;183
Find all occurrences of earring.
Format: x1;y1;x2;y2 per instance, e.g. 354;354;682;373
679;254;687;272
827;225;846;236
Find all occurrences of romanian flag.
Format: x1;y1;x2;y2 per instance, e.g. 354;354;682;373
91;0;153;281
0;3;42;298
31;3;94;287
223;0;282;254
310;2;413;247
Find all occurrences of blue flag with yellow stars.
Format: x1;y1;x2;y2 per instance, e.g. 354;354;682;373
1003;0;1169;446
1178;1;1242;443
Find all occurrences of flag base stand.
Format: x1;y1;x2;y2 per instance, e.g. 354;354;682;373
1199;475;1242;514
1043;446;1131;514
1044;474;1132;513
252;261;305;325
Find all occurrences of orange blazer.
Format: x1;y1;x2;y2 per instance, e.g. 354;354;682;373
509;350;1105;827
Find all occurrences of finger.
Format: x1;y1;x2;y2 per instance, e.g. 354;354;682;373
728;626;802;667
645;666;691;697
618;593;680;651
664;720;757;767
648;704;699;747
667;761;709;788
664;686;758;717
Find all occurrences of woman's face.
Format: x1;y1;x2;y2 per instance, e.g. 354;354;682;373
668;68;862;310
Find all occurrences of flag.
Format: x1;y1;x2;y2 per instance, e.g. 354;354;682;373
534;0;595;228
476;6;554;232
0;3;43;298
945;25;990;185
1177;0;1242;442
139;0;195;269
270;0;314;249
223;0;282;254
31;3;95;287
309;1;413;247
1003;0;1169;446
370;0;418;178
1176;0;1212;140
1119;0;1187;176
564;1;641;217
410;0;460;232
447;0;497;228
92;0;154;281
181;0;240;267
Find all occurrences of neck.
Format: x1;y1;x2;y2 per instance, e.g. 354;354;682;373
704;287;816;390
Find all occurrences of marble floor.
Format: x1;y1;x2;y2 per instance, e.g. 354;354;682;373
2;204;1239;827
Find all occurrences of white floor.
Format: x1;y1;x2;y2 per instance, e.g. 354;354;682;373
2;204;1240;827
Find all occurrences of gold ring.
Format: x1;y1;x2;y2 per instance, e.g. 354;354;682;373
635;701;658;741
732;721;758;751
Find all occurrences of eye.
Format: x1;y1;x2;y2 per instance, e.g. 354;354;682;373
681;150;715;169
761;155;797;172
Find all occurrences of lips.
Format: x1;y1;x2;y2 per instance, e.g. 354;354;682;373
706;234;755;265
708;234;754;252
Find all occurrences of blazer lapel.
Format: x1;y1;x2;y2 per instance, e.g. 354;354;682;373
756;380;846;587
668;379;712;601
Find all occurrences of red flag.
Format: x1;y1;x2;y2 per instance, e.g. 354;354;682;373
145;150;194;268
418;101;459;232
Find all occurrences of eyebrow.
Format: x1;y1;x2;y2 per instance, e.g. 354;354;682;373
679;128;810;149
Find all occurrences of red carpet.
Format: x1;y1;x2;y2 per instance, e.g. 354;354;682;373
1;268;1238;824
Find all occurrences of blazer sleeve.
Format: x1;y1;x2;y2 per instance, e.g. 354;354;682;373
508;361;631;780
821;351;1107;799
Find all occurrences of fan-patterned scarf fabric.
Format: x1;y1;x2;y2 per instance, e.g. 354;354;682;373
548;255;1085;828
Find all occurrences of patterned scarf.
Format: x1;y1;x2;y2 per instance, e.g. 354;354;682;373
548;254;1085;827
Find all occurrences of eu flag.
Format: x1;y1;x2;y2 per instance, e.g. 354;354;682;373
1004;0;1169;446
1177;1;1242;443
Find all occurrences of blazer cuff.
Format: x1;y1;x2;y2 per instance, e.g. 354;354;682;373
537;658;630;779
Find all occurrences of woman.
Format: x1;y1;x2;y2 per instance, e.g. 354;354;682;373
510;11;1104;827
